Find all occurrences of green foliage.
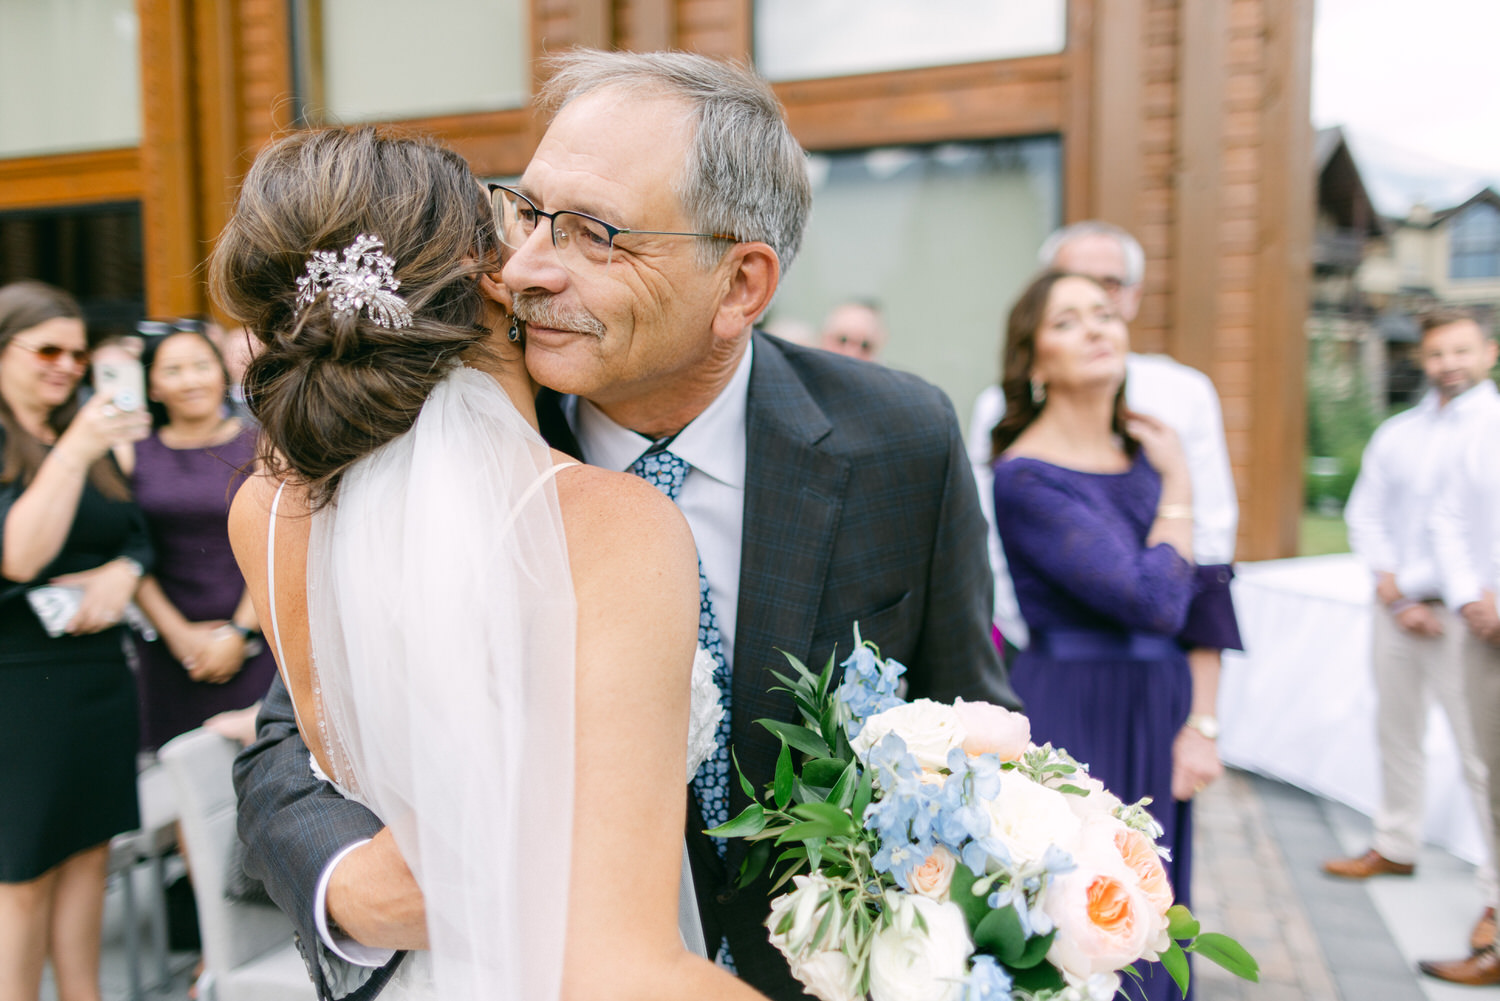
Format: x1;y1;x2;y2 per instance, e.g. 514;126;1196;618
1304;366;1382;511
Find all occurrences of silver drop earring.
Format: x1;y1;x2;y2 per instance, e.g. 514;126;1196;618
508;318;521;343
1030;377;1047;405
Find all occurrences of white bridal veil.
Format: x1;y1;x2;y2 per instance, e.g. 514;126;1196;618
302;367;576;999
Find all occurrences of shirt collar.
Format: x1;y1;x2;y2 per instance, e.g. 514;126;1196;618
571;341;753;488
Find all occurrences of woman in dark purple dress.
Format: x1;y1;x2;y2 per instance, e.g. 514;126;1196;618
122;327;274;750
990;271;1225;1001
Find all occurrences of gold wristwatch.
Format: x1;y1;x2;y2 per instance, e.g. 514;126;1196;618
1184;713;1220;740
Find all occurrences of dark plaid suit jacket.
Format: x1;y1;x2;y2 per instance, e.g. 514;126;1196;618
233;331;1016;1000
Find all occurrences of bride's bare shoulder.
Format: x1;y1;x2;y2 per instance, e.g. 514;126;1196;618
227;473;311;558
551;460;695;577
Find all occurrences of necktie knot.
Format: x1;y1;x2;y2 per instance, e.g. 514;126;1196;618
630;448;689;501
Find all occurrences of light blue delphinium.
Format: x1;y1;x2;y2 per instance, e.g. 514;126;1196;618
863;733;940;890
836;643;906;737
935;748;1002;868
963;955;1014;1001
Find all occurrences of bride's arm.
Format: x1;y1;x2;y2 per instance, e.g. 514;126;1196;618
558;467;769;1001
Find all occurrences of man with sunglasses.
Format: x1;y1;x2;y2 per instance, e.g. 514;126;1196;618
234;49;1015;1001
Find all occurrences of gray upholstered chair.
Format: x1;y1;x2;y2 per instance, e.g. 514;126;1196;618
157;728;315;1001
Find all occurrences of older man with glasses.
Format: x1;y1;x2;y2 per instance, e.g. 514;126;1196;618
234;49;1015;1001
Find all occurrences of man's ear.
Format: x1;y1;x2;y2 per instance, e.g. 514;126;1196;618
711;243;780;341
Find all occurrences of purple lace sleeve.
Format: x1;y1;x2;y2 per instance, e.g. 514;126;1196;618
993;459;1199;636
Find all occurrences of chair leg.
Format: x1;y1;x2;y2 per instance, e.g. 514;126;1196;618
119;862;145;1001
148;852;171;987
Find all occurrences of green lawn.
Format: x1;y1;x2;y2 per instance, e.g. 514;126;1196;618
1299;511;1350;556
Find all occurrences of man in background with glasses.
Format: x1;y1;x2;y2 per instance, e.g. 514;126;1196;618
235;49;1015;1001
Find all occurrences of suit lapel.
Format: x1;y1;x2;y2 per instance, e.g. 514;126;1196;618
535;389;584;459
732;335;848;795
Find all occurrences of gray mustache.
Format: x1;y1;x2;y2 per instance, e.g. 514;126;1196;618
513;293;607;339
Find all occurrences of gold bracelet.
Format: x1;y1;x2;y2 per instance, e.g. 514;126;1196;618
1156;504;1194;521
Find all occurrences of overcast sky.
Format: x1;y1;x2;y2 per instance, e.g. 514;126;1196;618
1312;0;1500;214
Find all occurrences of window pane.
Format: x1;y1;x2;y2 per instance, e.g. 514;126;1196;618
0;202;145;339
756;0;1066;82
770;138;1061;424
0;0;140;158
301;0;528;123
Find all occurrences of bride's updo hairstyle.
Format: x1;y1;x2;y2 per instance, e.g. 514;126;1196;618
209;126;497;507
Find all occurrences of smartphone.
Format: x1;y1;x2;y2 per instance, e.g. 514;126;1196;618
92;343;146;412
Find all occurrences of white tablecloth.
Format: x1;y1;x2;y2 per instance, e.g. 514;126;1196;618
1219;553;1488;865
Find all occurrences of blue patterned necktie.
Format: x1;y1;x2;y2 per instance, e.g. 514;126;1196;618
629;447;737;970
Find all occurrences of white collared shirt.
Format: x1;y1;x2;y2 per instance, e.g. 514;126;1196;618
569;342;753;670
967;352;1241;646
1432;403;1500;611
1346;380;1500;601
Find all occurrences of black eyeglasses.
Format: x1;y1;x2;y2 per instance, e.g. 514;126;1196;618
12;340;90;368
488;183;737;270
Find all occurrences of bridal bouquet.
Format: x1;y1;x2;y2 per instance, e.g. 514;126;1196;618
709;627;1257;1001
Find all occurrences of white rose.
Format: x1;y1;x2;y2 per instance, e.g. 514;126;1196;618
852;699;967;772
868;891;974;1001
791;949;863;1001
1056;772;1125;823
768;874;844;960
984;770;1083;869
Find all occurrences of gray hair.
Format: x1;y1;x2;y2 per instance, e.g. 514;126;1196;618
539;49;812;272
1037;220;1146;287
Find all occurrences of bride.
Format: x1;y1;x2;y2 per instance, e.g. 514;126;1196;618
212;127;767;1000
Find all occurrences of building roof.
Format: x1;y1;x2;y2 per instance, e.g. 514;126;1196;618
1315;127;1385;238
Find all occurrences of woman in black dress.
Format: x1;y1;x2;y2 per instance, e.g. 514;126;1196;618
0;281;152;1001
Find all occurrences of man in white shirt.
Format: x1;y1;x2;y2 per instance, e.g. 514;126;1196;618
969;220;1240;799
1415;314;1500;985
1324;309;1497;959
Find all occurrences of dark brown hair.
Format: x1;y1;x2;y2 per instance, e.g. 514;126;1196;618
0;280;131;499
990;270;1135;460
1418;304;1483;337
209;127;499;508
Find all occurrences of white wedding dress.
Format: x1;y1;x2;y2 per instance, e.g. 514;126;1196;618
266;367;716;1000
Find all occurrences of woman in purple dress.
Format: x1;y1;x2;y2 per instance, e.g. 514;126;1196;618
990;271;1227;1001
122;326;273;750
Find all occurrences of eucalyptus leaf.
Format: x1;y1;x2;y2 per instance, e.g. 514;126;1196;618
705;803;766;838
778;648;817;684
801;757;848;788
973;905;1027;962
777;819;841;842
733;748;756;800
828;759;858;810
790;800;857;837
762;719;832;758
1010;961;1064;995
948;865;991;931
774;742;794;811
1160;940;1190;996
1165;904;1201;941
851;765;875;819
1190;933;1260;981
738;840;771;887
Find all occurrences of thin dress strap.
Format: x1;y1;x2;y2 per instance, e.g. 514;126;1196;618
494;461;578;539
266;480;310;737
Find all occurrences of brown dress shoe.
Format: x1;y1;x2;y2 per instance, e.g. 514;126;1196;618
1419;946;1500;986
1321;849;1416;879
1472;907;1497;953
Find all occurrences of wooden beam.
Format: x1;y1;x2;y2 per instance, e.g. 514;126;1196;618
1170;0;1229;373
0;149;141;212
628;0;676;51
777;56;1067;153
1246;0;1315;559
193;0;242;264
136;0;202;317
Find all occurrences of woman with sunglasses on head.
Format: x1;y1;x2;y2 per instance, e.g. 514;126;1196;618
116;325;274;752
0;280;152;1001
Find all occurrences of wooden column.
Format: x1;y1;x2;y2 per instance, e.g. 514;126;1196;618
1170;0;1229;374
1088;0;1145;237
1245;0;1314;559
137;0;202;317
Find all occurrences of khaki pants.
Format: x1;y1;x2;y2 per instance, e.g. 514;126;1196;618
1461;631;1500;910
1371;604;1496;898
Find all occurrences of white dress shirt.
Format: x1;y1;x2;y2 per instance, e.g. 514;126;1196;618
570;342;752;671
1432;403;1500;612
967;352;1241;646
1346;380;1500;601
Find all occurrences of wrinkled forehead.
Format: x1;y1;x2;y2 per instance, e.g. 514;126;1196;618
527;87;695;221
